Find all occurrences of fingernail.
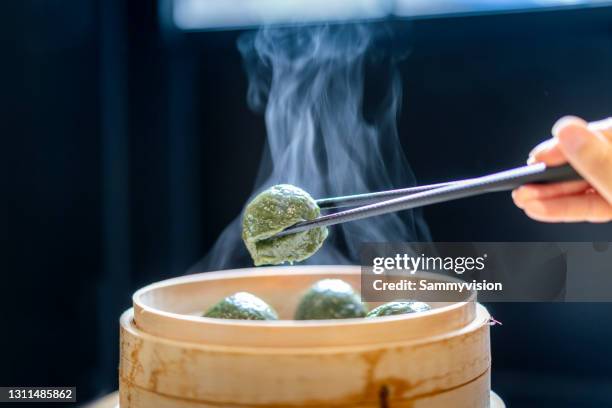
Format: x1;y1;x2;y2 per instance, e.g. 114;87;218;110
557;126;585;153
528;139;554;158
552;116;586;138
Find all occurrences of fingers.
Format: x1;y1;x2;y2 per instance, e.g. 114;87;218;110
527;116;612;166
519;192;612;223
553;117;612;204
587;117;612;140
517;116;612;223
512;180;590;208
527;116;587;166
527;138;566;166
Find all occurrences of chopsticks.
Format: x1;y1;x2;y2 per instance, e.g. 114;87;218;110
316;181;456;210
274;163;581;238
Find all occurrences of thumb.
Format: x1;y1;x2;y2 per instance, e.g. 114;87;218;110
553;116;612;203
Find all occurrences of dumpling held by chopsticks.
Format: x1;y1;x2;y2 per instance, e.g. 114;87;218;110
242;184;328;266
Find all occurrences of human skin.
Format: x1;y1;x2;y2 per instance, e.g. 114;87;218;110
512;116;612;223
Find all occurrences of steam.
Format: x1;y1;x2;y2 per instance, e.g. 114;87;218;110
191;23;429;272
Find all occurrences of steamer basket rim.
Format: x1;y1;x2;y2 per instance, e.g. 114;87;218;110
133;265;476;329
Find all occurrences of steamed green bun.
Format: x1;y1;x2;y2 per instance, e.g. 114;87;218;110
242;184;328;266
203;292;278;320
294;279;368;320
366;301;431;318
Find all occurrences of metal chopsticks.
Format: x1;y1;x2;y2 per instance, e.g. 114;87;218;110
274;163;581;238
316;181;457;210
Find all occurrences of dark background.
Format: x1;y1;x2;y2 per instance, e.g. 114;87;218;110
2;1;612;407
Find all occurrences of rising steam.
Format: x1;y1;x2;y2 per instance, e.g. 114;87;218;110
191;23;430;272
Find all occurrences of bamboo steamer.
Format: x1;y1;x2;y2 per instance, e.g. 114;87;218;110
120;265;496;407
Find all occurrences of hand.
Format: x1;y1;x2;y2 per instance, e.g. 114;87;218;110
512;116;612;222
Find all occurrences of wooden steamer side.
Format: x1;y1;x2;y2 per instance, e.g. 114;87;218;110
118;266;502;407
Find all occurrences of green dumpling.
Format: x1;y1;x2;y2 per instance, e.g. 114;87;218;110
294;279;368;320
203;292;278;320
366;301;431;318
242;184;328;266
